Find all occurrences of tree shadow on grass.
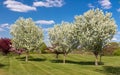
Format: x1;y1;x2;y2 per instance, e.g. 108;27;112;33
96;66;120;75
16;57;26;61
104;66;120;75
29;58;46;62
51;59;104;65
16;56;46;62
0;63;6;68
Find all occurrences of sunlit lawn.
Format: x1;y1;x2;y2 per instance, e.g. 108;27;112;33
0;54;120;75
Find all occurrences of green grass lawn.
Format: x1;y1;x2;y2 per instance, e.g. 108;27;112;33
0;54;120;75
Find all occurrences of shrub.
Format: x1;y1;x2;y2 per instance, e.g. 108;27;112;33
0;38;24;56
0;38;12;55
102;42;119;56
113;48;120;56
40;43;47;53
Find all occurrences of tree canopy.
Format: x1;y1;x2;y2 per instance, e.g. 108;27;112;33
74;9;117;65
49;22;78;63
10;18;43;61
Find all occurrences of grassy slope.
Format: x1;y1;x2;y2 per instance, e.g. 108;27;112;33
0;54;120;75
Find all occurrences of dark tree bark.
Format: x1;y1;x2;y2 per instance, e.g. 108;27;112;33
99;54;102;63
56;53;59;60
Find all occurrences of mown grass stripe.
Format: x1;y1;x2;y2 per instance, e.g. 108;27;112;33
30;61;71;75
28;61;53;75
14;58;30;75
9;57;29;75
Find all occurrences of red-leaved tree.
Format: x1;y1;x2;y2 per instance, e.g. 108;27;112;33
0;38;12;55
0;38;24;55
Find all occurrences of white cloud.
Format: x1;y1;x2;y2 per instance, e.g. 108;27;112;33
3;0;36;12
33;0;64;7
0;28;5;32
35;20;55;25
1;23;9;27
117;8;120;12
1;23;10;29
0;23;11;32
112;37;117;41
111;31;120;42
99;0;112;9
88;3;94;8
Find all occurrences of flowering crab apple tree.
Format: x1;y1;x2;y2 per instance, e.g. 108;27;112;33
10;18;43;62
74;9;117;66
49;22;78;64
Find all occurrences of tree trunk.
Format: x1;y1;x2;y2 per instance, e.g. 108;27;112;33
63;53;66;64
39;50;41;54
99;54;102;63
95;55;98;66
25;51;29;62
94;52;99;66
56;53;59;60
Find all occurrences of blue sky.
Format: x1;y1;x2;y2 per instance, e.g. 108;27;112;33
0;0;120;45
